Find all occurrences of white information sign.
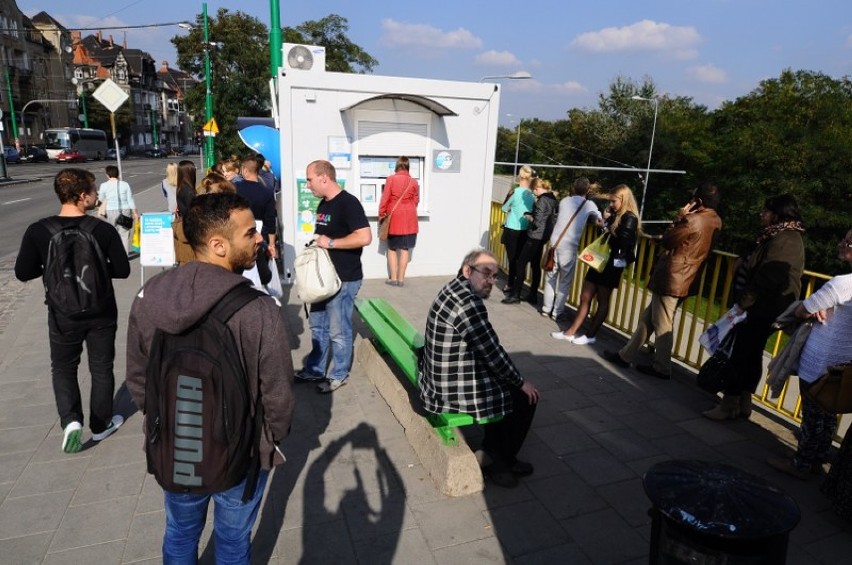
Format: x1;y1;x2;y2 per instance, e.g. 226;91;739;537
92;79;129;113
140;213;175;267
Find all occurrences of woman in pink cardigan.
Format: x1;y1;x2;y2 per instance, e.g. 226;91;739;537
378;156;420;286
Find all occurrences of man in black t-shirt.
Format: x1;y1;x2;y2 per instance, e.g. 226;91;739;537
15;168;130;453
296;160;371;393
236;155;279;285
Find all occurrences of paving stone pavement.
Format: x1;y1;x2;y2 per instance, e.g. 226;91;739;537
0;186;850;563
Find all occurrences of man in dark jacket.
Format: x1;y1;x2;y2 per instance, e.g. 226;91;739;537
125;193;294;563
604;183;722;379
15;168;130;453
420;249;540;488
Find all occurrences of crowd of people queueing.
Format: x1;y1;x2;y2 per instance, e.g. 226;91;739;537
499;166;852;522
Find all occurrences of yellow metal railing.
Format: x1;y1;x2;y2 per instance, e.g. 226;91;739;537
489;202;837;430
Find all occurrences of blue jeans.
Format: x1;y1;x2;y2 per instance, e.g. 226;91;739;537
305;280;362;381
162;470;269;564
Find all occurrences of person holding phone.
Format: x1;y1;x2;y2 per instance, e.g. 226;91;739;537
603;183;722;379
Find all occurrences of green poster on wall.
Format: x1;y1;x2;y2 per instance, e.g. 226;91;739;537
295;178;345;237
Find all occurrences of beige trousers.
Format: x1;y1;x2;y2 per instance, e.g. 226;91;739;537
619;294;680;375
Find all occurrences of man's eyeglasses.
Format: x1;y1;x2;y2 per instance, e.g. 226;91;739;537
469;266;498;281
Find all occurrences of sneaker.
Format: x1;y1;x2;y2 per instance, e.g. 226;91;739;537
636;364;671;380
92;415;124;442
483;464;519;488
539;310;551;318
602;349;630;368
766;456;811;480
62;421;83;454
295;369;325;382
572;335;596;345
510;460;535;477
317;379;347;393
501;296;521;304
550;331;575;342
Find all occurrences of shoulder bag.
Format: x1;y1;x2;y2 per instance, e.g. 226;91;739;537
114;180;134;230
579;233;611;272
379;178;413;242
697;327;738;393
542;197;588;272
808;362;852;414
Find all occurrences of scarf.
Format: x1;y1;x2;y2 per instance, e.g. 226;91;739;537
755;220;805;246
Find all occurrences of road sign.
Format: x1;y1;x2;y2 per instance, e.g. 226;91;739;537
92;79;129;113
203;118;219;134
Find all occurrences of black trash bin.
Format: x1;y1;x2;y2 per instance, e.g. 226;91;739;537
643;460;800;564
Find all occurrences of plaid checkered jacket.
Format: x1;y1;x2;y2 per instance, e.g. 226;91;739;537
418;276;523;419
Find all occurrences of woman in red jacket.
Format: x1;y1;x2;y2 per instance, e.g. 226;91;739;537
379;156;420;286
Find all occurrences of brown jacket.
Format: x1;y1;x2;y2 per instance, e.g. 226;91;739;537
648;208;722;297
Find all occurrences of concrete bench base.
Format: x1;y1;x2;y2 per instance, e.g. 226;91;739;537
356;337;484;497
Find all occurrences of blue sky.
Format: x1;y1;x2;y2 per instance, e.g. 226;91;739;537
22;1;852;125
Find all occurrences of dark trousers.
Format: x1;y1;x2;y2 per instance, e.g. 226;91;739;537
795;380;838;469
723;314;776;395
482;387;537;467
510;237;546;300
48;313;117;434
502;228;527;290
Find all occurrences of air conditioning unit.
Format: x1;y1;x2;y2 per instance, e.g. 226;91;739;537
281;44;326;73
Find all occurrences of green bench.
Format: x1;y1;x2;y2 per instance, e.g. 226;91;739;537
355;297;501;446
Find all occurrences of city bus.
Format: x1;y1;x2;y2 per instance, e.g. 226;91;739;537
43;128;109;161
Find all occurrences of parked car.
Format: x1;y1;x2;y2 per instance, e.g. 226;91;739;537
56;149;87;163
145;147;167;158
3;146;21;164
106;146;127;159
19;146;49;163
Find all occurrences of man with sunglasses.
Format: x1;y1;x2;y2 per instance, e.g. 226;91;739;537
419;249;540;488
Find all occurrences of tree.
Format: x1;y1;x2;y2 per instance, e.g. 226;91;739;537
172;8;269;159
284;15;377;73
172;11;378;160
709;70;852;271
80;91;133;145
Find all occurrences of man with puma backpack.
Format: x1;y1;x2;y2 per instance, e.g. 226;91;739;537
125;192;294;563
15;168;130;454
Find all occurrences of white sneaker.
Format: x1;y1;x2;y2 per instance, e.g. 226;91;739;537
62;421;83;453
550;332;575;342
317;379;347;393
92;415;124;442
572;335;597;345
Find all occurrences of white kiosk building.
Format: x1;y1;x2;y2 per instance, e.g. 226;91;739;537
277;44;503;281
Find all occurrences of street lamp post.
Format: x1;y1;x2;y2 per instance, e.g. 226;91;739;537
505;114;524;179
631;95;659;221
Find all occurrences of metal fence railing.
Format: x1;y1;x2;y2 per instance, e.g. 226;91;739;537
489;202;849;438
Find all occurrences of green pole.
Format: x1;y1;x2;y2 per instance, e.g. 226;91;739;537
4;67;18;142
203;2;214;170
269;0;282;80
151;108;158;148
81;93;89;128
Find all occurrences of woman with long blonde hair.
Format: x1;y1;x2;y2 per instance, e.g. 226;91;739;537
552;184;640;344
501;165;535;295
161;162;178;213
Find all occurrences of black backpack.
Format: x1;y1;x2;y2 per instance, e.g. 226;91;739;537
144;284;265;501
40;216;113;319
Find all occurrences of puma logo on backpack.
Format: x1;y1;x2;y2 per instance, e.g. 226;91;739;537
143;284;266;501
40;216;113;319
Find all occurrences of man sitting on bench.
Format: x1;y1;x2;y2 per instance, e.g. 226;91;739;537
418;248;540;488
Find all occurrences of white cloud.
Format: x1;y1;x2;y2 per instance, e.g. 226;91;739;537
688;64;728;84
381;19;482;49
571;20;701;59
553;81;587;94
475;50;521;67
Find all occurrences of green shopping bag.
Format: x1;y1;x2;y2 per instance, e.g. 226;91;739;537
579;233;611;272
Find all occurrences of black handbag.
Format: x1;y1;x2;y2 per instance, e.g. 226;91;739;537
697;328;737;393
808;362;852;414
116;213;134;230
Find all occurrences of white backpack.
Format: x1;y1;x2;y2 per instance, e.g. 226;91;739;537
294;243;341;303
